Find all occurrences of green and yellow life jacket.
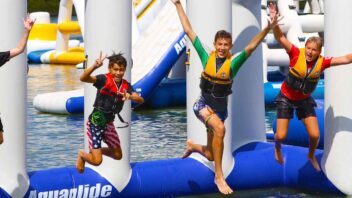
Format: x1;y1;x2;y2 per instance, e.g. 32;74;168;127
200;51;233;98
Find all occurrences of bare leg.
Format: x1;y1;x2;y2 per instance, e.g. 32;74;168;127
76;150;85;173
302;116;321;172
207;114;233;195
274;118;290;164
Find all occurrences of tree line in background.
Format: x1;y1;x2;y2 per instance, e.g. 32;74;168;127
28;0;76;17
27;0;307;18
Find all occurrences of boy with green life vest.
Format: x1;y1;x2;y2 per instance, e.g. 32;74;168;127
172;0;280;194
269;2;352;172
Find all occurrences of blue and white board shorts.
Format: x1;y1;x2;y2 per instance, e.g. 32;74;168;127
193;95;228;123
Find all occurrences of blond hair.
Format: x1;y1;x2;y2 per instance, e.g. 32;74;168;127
305;36;323;50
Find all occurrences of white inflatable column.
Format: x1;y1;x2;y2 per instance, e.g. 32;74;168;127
187;0;234;176
56;0;73;52
230;0;266;149
261;0;268;83
322;0;352;195
72;0;85;38
0;0;28;197
85;0;132;192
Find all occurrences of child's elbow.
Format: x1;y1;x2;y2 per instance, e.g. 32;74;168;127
80;76;87;82
245;47;253;57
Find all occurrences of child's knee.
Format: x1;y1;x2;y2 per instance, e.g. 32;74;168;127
213;124;225;138
309;133;320;141
275;132;287;142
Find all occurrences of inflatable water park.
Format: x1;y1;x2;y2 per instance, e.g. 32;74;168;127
1;0;352;197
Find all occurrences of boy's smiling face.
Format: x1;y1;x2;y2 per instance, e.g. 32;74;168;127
109;63;126;83
214;37;233;58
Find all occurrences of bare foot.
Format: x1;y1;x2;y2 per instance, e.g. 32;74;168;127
308;154;321;172
76;150;85;173
214;176;234;195
181;139;193;159
275;142;284;164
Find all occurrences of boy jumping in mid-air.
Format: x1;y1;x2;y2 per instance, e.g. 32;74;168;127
172;0;280;194
76;52;144;173
269;2;352;172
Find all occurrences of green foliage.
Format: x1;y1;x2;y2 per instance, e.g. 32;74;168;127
28;0;60;16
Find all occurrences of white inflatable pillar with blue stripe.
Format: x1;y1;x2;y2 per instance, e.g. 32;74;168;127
322;0;352;195
0;0;28;197
186;0;234;177
84;0;132;192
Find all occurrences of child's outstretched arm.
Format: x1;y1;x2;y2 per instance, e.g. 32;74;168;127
9;15;35;58
171;0;196;43
330;54;352;67
243;26;270;58
80;51;106;83
268;2;291;53
243;12;280;57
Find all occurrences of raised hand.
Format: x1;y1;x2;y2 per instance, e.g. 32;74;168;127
268;2;278;19
23;14;35;32
267;2;283;29
93;51;107;68
121;90;131;101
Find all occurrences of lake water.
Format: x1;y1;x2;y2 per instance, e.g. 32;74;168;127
26;64;344;197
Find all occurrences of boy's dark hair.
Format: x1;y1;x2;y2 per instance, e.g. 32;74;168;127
214;30;232;43
107;52;127;68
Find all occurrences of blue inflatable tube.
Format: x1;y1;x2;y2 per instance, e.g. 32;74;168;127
28;50;50;64
66;96;84;114
18;142;340;197
271;99;325;149
144;78;186;108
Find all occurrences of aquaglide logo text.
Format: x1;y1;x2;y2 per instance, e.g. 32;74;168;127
28;183;112;198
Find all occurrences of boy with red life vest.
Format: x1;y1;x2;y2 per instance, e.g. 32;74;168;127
172;0;280;194
269;2;352;172
76;52;144;173
0;15;35;145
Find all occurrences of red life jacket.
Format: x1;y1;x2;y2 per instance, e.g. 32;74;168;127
93;73;130;114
